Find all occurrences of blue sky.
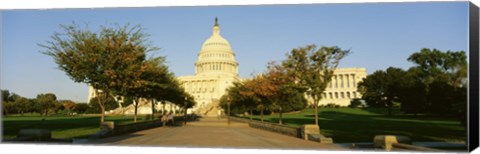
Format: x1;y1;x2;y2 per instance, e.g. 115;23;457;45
1;2;469;102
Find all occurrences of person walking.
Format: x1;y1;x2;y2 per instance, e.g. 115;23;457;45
167;112;175;126
217;108;222;120
161;113;168;126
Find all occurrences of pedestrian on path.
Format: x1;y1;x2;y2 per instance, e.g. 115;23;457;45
161;113;168;126
167;112;175;126
217;108;222;120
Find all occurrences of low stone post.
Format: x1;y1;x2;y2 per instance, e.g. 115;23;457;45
301;124;320;140
301;124;333;143
373;135;411;151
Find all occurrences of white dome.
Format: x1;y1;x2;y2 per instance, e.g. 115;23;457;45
194;18;238;77
201;34;232;52
200;24;232;53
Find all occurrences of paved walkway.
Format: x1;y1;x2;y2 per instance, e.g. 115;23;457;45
89;117;345;150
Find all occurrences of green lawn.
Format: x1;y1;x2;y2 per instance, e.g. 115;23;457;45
242;108;466;143
2;115;156;139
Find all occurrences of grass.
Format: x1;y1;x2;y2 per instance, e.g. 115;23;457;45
3;108;466;143
240;107;466;143
2;114;157;139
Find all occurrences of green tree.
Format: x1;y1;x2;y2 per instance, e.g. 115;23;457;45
2;90;11;115
282;44;350;125
114;56;185;122
12;97;34;116
41;23;158;123
220;81;258;119
264;62;307;124
406;48;467;118
397;68;427;116
1;90;10;102
357;67;407;116
74;103;89;114
88;95;119;114
242;75;275;122
36;93;57;116
29;98;42;114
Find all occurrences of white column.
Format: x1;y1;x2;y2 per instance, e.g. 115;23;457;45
346;74;350;88
334;75;337;89
340;74;344;88
352;74;356;88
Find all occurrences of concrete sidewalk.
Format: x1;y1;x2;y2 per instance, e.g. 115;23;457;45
89;117;345;150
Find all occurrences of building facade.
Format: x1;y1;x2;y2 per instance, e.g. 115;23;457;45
316;68;367;106
178;18;240;116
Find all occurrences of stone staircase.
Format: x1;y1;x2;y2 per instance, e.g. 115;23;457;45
196;100;222;117
106;100;150;115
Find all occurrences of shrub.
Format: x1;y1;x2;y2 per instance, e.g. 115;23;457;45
325;103;340;108
349;99;368;108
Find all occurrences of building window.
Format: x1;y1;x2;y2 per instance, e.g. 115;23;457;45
329;93;333;99
341;92;344;99
347;92;350;98
335;92;338;99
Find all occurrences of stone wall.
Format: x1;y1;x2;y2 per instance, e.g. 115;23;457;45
230;117;301;138
113;120;163;135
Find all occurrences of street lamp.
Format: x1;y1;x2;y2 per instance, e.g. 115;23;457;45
184;97;187;126
227;97;231;125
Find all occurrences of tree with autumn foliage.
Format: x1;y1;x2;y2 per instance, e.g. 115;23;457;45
220;81;258;120
61;100;77;116
221;62;306;124
263;62;307;124
282;44;350;126
41;23;158;123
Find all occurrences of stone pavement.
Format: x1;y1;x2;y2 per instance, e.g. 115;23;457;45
88;117;345;150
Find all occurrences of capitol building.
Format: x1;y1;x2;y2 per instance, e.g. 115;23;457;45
177;18;240;116
88;18;367;115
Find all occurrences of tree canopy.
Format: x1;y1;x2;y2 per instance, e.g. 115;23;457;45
281;44;350;125
358;48;467;123
41;23;164;123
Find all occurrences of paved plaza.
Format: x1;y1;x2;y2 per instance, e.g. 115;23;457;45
89;117;345;150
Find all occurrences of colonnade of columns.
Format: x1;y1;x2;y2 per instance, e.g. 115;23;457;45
328;74;357;89
195;62;238;74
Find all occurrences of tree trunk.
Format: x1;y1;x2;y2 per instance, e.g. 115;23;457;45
151;99;155;120
134;98;139;123
279;110;283;125
314;99;319;126
249;109;253;121
94;89;105;123
278;107;283;125
100;103;105;123
113;96;124;115
260;109;264;122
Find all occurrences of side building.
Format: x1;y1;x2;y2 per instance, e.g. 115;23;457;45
315;67;367;106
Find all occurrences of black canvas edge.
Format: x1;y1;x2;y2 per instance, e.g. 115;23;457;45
469;1;480;152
